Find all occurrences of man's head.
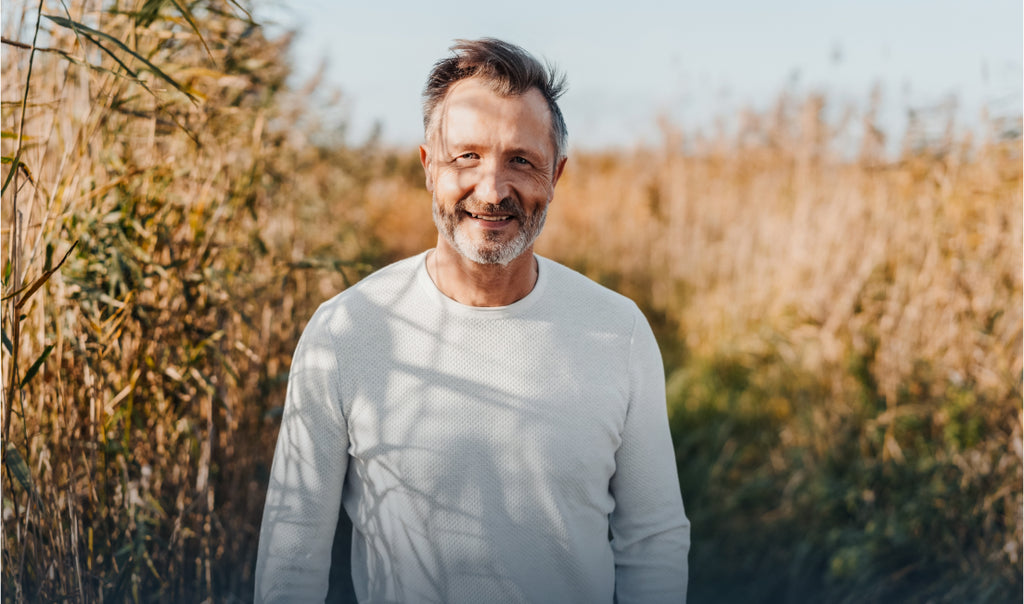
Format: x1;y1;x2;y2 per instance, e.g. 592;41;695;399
422;38;568;163
420;39;569;268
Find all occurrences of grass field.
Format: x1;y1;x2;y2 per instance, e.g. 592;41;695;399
2;2;1021;602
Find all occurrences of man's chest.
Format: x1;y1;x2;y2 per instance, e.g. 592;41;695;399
337;319;632;500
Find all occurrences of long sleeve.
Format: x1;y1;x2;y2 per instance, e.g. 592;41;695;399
255;308;349;603
609;309;690;603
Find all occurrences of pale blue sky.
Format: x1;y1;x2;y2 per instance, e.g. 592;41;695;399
260;1;1022;149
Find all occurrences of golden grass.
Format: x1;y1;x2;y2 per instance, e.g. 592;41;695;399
542;109;1022;408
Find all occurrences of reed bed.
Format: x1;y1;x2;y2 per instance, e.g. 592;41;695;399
2;2;382;600
538;102;1022;601
2;1;1021;602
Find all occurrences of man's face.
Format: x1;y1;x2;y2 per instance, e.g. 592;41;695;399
420;77;566;266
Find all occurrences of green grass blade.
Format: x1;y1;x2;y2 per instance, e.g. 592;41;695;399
134;0;171;26
44;18;148;94
9;240;78;308
44;14;197;101
3;37;136;81
1;155;36;187
4;443;41;504
1;329;12;354
170;0;213;60
19;344;53;388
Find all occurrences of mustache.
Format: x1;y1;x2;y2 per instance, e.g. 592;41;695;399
454;197;525;219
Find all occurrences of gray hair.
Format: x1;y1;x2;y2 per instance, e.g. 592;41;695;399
422;38;568;161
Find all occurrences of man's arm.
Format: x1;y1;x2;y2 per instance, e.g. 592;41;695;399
609;308;690;603
255;308;349;603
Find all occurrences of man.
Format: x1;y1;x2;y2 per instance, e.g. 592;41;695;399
256;38;690;603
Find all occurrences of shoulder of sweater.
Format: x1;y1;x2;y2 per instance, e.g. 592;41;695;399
304;253;425;330
536;255;644;320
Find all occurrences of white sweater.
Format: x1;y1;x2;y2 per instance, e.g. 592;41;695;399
255;252;689;603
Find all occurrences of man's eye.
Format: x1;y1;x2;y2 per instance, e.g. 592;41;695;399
512;156;530;165
458;152;478;160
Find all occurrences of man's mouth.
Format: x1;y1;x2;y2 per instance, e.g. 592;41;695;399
467;212;513;222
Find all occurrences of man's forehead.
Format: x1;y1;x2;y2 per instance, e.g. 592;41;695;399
430;79;553;147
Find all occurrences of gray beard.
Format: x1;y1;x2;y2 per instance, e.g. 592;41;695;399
432;196;547;266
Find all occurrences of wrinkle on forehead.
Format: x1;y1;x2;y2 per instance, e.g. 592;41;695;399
427;78;555;162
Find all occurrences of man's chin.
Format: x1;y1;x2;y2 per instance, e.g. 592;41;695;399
452;234;527;267
460;245;520;266
456;228;510;250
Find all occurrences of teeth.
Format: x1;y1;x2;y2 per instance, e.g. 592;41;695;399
470;213;511;221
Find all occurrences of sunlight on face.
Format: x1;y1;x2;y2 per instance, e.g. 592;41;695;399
423;78;561;266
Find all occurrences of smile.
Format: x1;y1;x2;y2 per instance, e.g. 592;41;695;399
468;212;513;222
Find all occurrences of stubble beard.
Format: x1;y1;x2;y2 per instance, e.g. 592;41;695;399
432;196;547;266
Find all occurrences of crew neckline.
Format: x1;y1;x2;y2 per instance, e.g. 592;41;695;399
415;250;548;318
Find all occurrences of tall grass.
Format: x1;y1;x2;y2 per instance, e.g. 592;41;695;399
541;99;1023;601
1;1;384;600
2;2;1021;602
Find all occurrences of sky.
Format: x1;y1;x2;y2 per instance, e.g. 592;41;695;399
258;0;1022;150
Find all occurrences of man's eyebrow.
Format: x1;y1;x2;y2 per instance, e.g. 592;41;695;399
441;140;480;154
505;147;546;160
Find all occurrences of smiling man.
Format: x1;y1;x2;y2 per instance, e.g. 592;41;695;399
255;38;690;603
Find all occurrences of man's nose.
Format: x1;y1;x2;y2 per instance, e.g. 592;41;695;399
472;161;512;205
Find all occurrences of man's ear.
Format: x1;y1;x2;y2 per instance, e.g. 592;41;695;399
552;156;567;187
419;144;434;193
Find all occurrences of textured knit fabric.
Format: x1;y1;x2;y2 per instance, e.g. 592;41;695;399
255;251;690;603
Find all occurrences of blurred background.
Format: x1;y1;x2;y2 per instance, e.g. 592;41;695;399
1;1;1021;602
259;0;1022;152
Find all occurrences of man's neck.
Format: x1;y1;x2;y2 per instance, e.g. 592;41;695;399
426;242;538;307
